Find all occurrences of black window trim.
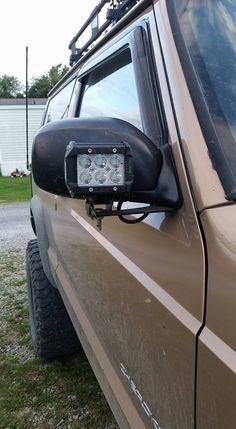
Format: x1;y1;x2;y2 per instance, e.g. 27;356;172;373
167;0;236;201
77;23;168;147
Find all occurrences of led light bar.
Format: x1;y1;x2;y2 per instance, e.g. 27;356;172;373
77;152;125;187
65;141;133;199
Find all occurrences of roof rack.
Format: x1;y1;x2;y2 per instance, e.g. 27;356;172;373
69;0;139;66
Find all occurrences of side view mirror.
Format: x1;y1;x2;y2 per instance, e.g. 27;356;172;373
32;118;181;226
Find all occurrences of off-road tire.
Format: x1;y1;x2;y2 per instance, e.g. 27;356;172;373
26;239;81;359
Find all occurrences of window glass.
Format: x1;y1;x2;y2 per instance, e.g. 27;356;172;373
45;79;76;123
79;49;143;131
174;0;236;174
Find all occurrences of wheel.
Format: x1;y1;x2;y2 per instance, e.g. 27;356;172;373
26;239;81;359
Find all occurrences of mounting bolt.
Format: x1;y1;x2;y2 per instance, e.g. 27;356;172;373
67;141;75;149
89;187;93;192
88;148;92;153
112;148;117;153
113;187;118;191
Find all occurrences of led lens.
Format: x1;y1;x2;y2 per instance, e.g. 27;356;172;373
79;172;92;184
77;150;125;188
78;154;92;168
110;154;122;168
95;171;107;184
110;171;122;184
94;155;107;168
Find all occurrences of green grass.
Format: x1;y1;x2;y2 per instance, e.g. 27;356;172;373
0;248;119;429
0;176;31;203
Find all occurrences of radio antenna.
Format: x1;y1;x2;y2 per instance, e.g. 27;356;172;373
25;46;29;170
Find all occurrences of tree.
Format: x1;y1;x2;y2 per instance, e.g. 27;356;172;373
29;64;69;98
0;74;23;98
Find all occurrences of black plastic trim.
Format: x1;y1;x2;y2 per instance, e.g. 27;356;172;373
30;195;57;288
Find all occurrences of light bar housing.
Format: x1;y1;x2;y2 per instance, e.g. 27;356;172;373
65;141;133;200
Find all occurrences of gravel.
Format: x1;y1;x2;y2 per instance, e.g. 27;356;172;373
0;203;34;362
0;202;34;249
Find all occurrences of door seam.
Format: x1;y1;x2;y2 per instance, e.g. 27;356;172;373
194;213;209;429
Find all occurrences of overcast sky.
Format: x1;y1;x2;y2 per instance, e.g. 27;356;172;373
0;0;100;84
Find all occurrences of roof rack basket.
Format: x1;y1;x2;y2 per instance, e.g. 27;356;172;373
69;0;139;66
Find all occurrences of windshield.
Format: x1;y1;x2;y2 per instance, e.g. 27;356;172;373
169;0;236;199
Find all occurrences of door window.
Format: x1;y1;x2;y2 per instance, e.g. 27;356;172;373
44;79;76;124
79;49;143;131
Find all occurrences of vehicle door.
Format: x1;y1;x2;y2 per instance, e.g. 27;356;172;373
50;6;205;429
162;1;236;427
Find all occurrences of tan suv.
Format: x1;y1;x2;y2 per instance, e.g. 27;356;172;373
26;0;236;428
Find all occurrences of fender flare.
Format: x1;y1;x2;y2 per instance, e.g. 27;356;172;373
30;195;57;288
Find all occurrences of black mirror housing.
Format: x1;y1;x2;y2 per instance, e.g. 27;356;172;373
32;117;181;209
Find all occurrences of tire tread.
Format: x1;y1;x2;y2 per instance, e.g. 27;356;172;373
26;239;80;359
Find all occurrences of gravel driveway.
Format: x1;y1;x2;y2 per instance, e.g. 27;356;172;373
0;202;34;249
0;202;35;362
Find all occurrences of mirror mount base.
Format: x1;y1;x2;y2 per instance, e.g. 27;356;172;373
85;198;176;230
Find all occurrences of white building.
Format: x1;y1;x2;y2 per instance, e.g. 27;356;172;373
0;98;46;176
